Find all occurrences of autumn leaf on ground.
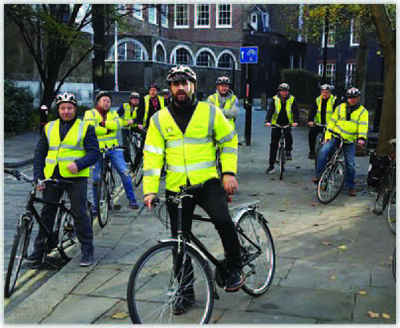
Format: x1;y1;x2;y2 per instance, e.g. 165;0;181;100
112;312;129;319
338;245;348;250
367;311;380;318
329;275;337;280
382;313;391;319
322;242;332;246
359;290;367;296
311;203;318;206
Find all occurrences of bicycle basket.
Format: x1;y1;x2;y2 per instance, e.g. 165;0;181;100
367;153;390;187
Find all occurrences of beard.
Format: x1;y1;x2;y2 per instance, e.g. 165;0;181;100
172;91;191;105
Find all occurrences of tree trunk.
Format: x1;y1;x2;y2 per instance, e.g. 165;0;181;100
369;5;396;156
92;5;107;91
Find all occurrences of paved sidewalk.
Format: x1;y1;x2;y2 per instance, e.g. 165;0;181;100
4;111;396;324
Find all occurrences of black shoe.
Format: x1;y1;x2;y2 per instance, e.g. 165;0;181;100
173;287;195;315
225;269;244;292
80;254;94;267
26;251;43;264
286;151;292;160
308;152;315;160
265;165;275;174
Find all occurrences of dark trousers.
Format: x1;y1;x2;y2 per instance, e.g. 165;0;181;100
269;126;293;165
121;129;132;163
166;178;242;271
33;178;93;257
308;125;324;154
131;130;147;172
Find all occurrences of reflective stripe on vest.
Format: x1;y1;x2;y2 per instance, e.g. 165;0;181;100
144;95;165;126
123;103;138;128
44;119;89;178
271;95;294;125
209;93;236;127
315;95;336;124
88;109;120;149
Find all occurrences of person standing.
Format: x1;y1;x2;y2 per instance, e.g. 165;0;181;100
28;93;101;267
143;65;244;315
307;84;341;159
207;76;239;129
264;83;299;173
84;91;139;212
117;92;141;165
313;87;368;196
161;88;171;107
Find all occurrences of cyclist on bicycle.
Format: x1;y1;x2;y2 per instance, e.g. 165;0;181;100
117;92;141;166
29;93;101;267
143;65;244;314
207;76;239;129
161;88;171;106
84;91;139;211
313;87;369;196
307;84;341;159
132;83;166;172
264;83;299;173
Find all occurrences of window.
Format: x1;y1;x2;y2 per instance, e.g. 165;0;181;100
216;4;231;27
289;55;294;69
111;41;147;61
161;4;168;28
321;26;335;48
298;56;303;68
196;51;214;67
174;4;189;28
148;6;157;25
250;13;258;30
345;63;357;88
174;48;192;65
262;12;269;30
116;4;127;15
318;63;336;86
350;18;360;47
155;44;166;63
132;4;143;20
218;53;235;68
195;4;210;28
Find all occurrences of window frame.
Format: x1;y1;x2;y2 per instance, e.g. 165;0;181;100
350;18;360;47
195;4;210;29
250;13;258;30
216;4;232;28
345;63;357;88
161;4;168;28
318;63;336;86
174;4;189;29
132;4;143;20
321;25;336;48
148;5;157;25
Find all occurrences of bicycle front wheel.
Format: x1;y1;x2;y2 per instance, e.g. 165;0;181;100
127;241;214;324
317;161;345;204
314;133;323;171
387;188;396;235
5;217;31;298
97;177;110;228
134;161;144;187
57;210;79;261
236;211;275;296
279;146;285;180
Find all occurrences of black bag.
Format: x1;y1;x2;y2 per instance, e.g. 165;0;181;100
367;153;390;187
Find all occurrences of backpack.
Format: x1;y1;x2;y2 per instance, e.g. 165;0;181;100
367;153;391;187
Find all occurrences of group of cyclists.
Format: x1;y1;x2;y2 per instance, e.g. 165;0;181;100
26;64;369;314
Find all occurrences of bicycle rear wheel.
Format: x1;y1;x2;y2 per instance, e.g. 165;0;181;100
127;241;214;324
5;217;31;298
97;177;111;228
317;161;345;204
57;210;79;261
387;188;396;235
314;133;323;170
236;211;275;296
134;160;144;187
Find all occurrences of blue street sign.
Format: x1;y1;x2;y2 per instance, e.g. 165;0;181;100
240;46;258;64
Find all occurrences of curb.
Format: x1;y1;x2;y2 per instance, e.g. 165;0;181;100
4;158;34;168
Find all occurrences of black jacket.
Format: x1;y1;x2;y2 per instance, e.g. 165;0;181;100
265;96;300;125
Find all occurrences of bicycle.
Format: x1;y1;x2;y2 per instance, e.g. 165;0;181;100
313;123;327;170
4;169;79;298
273;124;290;180
127;184;276;324
316;130;347;204
125;128;143;172
130;128;147;187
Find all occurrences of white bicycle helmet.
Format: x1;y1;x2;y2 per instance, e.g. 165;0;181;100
55;92;78;106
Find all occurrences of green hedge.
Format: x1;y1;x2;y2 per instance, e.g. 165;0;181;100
4;80;35;134
280;68;321;105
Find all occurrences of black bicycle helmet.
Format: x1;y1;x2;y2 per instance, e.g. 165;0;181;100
130;92;140;99
149;82;160;91
216;76;231;85
55;92;78;107
166;65;197;83
278;83;290;91
346;87;361;97
161;88;170;95
95;91;112;103
320;84;332;91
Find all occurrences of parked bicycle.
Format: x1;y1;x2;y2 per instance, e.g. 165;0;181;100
316;131;347;204
130;128;147;187
95;146;121;228
314;123;327;170
273;124;291;180
4;169;78;298
127;184;276;324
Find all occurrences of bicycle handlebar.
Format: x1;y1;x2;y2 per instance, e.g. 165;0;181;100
272;124;291;129
4;168;35;185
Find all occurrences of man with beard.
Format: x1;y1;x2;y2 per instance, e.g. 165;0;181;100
29;93;100;267
143;66;244;315
207;76;238;129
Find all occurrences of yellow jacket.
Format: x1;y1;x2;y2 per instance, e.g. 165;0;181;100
271;95;295;125
314;94;336;124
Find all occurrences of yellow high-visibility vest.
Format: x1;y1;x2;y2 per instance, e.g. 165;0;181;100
207;92;237;128
44;119;90;178
271;95;295;125
123;103;138;128
84;109;122;149
315;95;336;124
143;101;238;194
325;103;369;142
143;95;165;127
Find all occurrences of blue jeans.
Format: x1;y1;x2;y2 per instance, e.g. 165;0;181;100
92;149;137;209
316;139;356;188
